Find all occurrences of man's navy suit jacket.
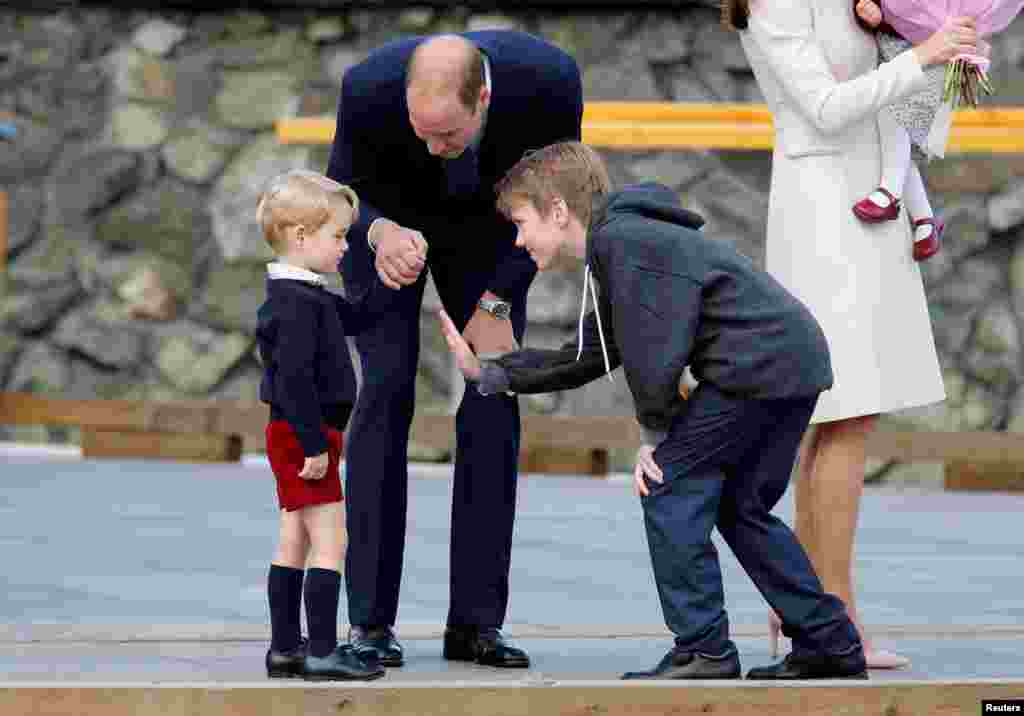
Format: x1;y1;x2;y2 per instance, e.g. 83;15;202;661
326;30;583;303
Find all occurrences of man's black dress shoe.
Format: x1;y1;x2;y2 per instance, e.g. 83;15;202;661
350;625;404;667
746;648;868;680
442;626;530;668
621;645;741;680
266;637;307;679
303;644;386;681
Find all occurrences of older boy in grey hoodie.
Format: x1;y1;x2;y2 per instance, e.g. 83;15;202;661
438;142;867;681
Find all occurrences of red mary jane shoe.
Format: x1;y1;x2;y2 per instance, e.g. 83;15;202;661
911;217;943;262
852;187;901;223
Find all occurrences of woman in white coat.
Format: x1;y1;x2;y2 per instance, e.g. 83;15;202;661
725;0;977;668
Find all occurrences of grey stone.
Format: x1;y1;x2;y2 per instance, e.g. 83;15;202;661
0;117;62;182
622;15;691;65
1;282;82;335
117;266;178;322
934;259;1004;309
0;331;21;387
974;302;1019;355
223;11;272;39
194;262;266;334
306;17;348;45
168;53;220;120
323;48;363;83
52;310;146;370
51;148;142;218
466;14;523;33
691;12;749;71
209;134;310;262
6;341;70;395
155;327;252;394
96;252;193;304
161;127;233;184
627;154;708;190
1008;389;1024;432
7;224;83;289
964;347;1019;395
96;180;211;274
988;180;1024;232
106;48;176;103
3;183;43;256
398;9;436;32
132;19;188;57
669;69;718;102
692;60;741;101
584;59;661;102
211;29;310;69
686;167;768;232
525;270;583;327
538;14;631;68
1010;239;1024;316
215;70;300;130
927;302;978;354
112;102;170;150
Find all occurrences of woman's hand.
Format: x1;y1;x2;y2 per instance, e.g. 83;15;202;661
633;445;664;497
438;309;482;381
913;16;978;67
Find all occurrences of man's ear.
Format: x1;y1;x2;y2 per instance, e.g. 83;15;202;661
478;85;491;114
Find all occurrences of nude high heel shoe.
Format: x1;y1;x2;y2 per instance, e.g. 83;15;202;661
768;612;782;658
865;646;911;670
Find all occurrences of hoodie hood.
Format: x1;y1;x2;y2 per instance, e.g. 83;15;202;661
591;182;706;234
574;183;705;384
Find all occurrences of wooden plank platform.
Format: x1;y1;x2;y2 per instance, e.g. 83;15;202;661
276;102;1024;153
4;393;1024;478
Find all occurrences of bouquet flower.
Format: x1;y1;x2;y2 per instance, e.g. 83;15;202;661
884;1;1024;108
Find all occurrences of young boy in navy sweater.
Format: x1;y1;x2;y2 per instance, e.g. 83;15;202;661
439;142;867;681
256;170;405;681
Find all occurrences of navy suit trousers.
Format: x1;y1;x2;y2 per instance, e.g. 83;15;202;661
644;384;861;657
341;219;530;629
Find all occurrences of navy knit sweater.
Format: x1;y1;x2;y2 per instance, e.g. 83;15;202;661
257;278;387;457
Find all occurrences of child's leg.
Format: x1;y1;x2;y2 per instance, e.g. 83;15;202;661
269;510;309;652
862;112;912;209
301;501;347;658
715;397;860;658
901;162;938;242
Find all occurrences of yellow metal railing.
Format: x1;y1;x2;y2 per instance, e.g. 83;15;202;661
277;101;1024;152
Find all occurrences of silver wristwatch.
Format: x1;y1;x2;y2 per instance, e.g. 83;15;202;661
478;297;512;320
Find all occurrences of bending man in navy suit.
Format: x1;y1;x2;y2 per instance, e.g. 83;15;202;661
326;31;583;668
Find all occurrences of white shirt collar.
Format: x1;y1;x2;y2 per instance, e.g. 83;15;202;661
266;261;326;287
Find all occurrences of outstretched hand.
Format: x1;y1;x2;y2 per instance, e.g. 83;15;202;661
438;309;482;381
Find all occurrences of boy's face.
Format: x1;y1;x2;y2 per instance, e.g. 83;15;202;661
297;208;352;274
510;199;565;271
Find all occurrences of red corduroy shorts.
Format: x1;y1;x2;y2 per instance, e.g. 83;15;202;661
266;421;344;512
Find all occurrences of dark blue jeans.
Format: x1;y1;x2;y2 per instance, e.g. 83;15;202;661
643;383;861;657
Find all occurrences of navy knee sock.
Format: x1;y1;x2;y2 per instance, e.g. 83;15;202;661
268;564;304;652
304;568;341;658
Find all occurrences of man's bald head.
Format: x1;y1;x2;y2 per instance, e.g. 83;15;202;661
406;35;485;112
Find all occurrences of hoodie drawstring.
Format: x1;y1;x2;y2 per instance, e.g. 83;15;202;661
576;264;614;382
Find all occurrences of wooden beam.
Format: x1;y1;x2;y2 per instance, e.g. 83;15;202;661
945;461;1024;492
80;429;243;463
5;393;1024;469
1;681;1023;716
276;103;1024;153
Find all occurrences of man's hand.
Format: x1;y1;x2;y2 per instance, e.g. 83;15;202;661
463;292;518;358
633;445;664;497
300;452;329;480
372;219;428;289
438;309;482;381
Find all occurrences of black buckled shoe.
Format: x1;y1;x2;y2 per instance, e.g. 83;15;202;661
303;644;386;681
746;647;868;680
350;625;404;667
621;645;741;680
442;626;530;668
266;637;307;679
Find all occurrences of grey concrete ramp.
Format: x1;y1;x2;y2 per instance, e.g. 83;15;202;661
2;451;1023;714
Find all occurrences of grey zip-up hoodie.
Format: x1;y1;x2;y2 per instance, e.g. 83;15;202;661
479;182;833;445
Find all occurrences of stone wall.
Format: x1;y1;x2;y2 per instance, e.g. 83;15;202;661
3;5;1024;470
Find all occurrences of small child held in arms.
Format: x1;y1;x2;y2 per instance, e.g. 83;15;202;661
439;142;866;681
851;0;954;261
256;170;390;682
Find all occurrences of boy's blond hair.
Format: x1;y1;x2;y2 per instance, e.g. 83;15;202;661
256;170;360;253
495;142;611;227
